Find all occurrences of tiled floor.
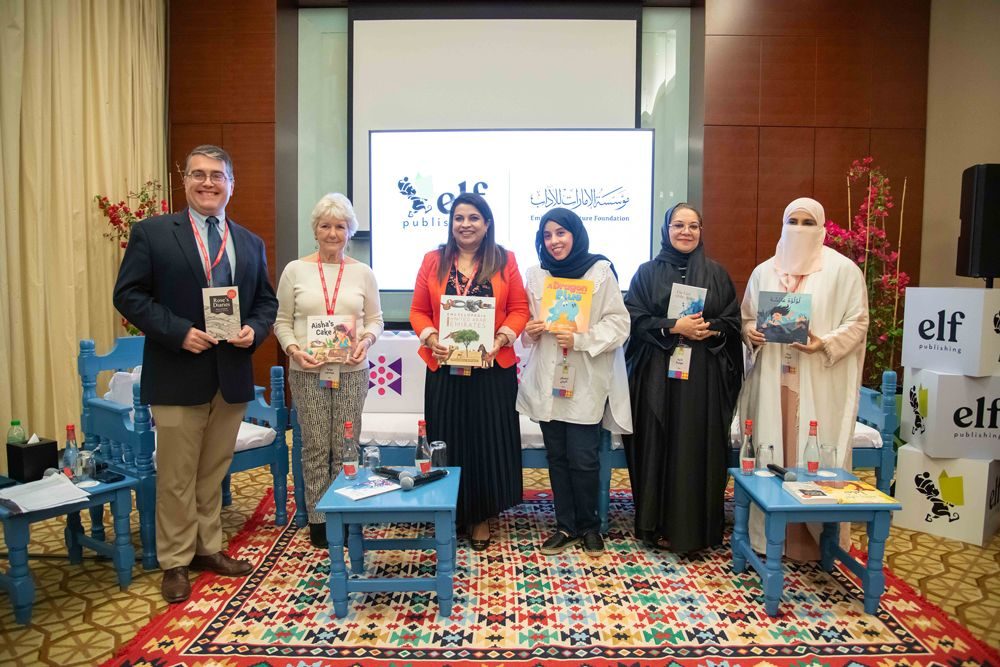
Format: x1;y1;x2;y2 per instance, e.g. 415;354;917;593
0;467;997;666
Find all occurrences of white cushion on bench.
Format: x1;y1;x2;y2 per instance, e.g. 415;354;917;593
727;417;882;450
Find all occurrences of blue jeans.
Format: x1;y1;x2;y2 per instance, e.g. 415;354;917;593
539;420;601;536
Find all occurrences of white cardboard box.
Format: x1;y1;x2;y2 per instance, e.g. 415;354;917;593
893;444;1000;546
901;287;1000;377
900;367;1000;460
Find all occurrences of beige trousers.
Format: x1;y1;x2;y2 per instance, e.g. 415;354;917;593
151;391;246;570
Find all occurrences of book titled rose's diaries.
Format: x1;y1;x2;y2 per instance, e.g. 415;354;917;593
202;287;241;340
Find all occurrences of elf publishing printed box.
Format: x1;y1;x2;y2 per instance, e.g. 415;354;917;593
900;367;1000;460
901;287;1000;377
893;444;1000;546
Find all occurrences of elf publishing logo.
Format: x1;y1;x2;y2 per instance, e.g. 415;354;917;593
953;397;1000;429
397;177;433;217
918;309;965;342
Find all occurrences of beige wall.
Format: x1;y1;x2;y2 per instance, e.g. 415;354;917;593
921;0;1000;287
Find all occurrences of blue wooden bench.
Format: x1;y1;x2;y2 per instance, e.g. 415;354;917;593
78;337;289;570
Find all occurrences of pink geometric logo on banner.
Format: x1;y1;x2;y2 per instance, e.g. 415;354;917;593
369;355;404;396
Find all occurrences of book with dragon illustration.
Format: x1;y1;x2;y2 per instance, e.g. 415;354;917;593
540;276;594;333
756;291;812;344
438;295;496;367
306;315;356;364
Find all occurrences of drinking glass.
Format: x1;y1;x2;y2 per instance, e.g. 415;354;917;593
818;443;838;477
363;445;381;472
755;443;774;476
430;441;448;468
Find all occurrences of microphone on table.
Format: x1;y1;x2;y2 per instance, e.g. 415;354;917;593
766;463;798;482
399;469;448;491
373;466;403;480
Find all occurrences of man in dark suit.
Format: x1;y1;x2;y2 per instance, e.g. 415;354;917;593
113;145;278;603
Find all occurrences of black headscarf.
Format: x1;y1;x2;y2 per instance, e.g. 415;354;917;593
654;203;703;269
535;208;617;279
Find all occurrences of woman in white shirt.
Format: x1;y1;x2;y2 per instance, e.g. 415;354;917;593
516;208;631;556
274;193;384;548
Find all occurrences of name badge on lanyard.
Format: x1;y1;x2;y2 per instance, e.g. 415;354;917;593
552;347;575;397
317;258;346;389
667;342;692;380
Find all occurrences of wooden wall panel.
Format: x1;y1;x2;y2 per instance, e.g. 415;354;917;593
702;126;759;291
757;128;815;260
815;35;872;128
813;128;871;226
760;37;815;127
704;36;760;126
222;124;276;279
702;0;929;289
167;124;224;208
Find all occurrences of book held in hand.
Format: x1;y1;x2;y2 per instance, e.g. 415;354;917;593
438;295;496;367
782;481;835;504
756;291;812;344
667;283;707;319
202;287;241;340
307;315;357;364
334;475;401;501
814;480;897;504
540;276;593;333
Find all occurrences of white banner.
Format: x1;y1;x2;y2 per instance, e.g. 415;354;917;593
369;129;654;291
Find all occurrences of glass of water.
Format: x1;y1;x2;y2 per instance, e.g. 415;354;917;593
819;443;838;477
430;441;448;469
363;445;381;472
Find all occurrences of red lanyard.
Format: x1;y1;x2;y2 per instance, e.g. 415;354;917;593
453;259;479;297
317;256;347;315
189;212;230;286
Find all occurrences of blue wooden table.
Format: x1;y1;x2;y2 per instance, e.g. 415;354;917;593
729;467;901;617
0;473;138;624
316;467;460;619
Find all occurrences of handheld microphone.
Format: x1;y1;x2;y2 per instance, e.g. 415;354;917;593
766;463;798;482
374;466;403;480
399;469;448;490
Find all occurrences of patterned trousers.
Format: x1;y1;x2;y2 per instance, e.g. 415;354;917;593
289;368;368;523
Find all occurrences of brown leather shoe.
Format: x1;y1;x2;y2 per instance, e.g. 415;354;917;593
161;567;190;603
189;551;252;577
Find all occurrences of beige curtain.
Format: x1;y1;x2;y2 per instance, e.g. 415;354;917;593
0;0;166;468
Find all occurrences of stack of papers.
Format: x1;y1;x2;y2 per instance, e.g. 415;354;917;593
0;474;90;514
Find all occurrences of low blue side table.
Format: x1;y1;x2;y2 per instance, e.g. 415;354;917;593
316;467;460;619
730;467;901;617
0;473;138;624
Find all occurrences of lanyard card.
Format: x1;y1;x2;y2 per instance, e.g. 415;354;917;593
552;363;575;397
449;365;473;376
318;363;341;389
667;342;692;380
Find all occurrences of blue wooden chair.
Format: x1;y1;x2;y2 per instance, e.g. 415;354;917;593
78;337;289;570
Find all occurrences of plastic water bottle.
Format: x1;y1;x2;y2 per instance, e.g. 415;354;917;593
6;420;27;445
62;424;80;478
804;420;820;476
739;419;755;476
415;419;432;474
342;421;359;480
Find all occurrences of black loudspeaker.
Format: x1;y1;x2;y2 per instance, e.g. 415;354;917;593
956;163;1000;279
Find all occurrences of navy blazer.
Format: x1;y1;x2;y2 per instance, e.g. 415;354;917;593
113;209;278;405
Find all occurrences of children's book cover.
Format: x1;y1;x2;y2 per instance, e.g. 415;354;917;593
307;315;357;364
666;284;707;319
815;480;897;504
756;291;812;344
540;276;594;333
439;296;496;367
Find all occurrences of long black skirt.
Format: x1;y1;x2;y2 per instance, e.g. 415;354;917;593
424;363;522;526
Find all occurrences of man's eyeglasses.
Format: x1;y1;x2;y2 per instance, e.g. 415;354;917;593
669;223;702;233
186;170;230;185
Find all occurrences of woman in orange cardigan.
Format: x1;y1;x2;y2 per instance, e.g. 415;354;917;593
410;192;530;550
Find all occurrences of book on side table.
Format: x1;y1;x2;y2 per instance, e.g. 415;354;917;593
334;475;401;501
781;481;834;504
783;479;896;505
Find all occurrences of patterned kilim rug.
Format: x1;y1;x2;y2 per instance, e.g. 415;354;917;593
105;490;999;667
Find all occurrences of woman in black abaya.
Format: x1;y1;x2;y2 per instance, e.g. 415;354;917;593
623;203;743;553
